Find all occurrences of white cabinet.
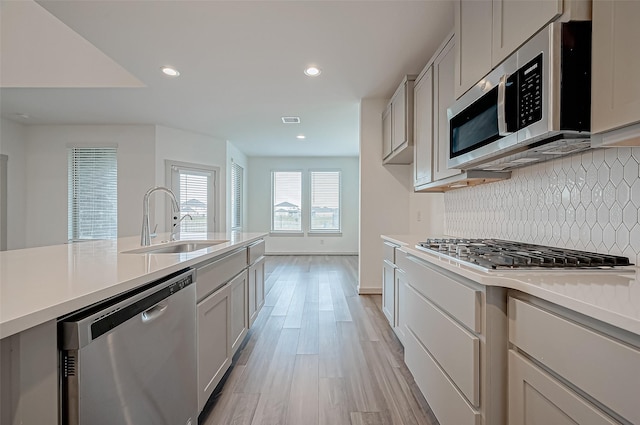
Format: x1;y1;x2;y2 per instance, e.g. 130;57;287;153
508;295;640;425
433;35;461;181
414;33;461;190
248;255;265;327
382;103;393;159
197;283;231;411
491;0;562;67
382;259;396;326
413;66;434;187
397;251;508;425
454;0;565;98
508;350;618;425
229;271;248;355
591;0;640;137
394;267;408;344
383;75;416;164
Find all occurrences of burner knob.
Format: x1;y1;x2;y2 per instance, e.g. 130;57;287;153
457;245;470;257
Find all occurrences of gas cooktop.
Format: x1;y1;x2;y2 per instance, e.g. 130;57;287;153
416;238;634;272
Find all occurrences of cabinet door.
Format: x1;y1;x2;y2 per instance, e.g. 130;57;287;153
394;268;407;344
248;256;265;327
230;271;248;355
508;350;618;425
392;83;407;151
197;284;231;411
382;103;393;159
414;67;434;187
492;0;562;67
433;37;461;181
592;0;640;134
382;260;396;326
454;0;493;99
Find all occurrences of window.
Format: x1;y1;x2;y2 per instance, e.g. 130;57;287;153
310;171;341;232
67;147;117;241
231;162;243;230
271;171;302;232
169;163;216;233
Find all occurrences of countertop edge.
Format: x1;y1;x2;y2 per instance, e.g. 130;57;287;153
383;235;640;336
0;233;266;339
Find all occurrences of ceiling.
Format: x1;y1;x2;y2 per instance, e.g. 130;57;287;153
0;0;454;157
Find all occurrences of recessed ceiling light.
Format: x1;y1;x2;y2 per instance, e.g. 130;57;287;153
296;135;306;140
14;113;29;119
304;66;321;77
161;66;180;77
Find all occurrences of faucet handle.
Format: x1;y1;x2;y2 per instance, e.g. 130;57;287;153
150;224;158;238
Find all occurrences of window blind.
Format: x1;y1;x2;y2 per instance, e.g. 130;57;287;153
231;162;243;230
178;170;209;233
272;171;302;232
310;171;341;231
67;147;118;241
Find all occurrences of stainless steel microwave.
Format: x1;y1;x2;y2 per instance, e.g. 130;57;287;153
447;21;592;171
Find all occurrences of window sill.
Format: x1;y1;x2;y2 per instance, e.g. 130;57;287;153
269;231;304;237
308;231;342;236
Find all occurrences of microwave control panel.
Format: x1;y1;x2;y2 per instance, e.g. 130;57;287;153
518;53;543;128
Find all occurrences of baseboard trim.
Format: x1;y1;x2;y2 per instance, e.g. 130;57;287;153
265;252;358;256
357;286;382;295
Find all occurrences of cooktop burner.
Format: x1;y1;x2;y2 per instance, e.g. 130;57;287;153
416;238;633;271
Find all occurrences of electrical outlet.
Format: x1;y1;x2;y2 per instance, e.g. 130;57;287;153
417;210;422;222
320;239;324;245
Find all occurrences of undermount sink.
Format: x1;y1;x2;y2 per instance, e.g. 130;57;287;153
122;240;228;254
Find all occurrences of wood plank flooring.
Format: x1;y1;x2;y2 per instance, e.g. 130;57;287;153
201;255;439;425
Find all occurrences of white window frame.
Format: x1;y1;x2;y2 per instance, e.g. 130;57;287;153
231;161;243;231
308;169;342;235
67;145;118;242
270;170;304;235
165;160;219;234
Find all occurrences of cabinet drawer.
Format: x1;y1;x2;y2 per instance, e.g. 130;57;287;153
196;248;247;301
509;297;640;425
383;241;397;263
248;239;265;265
405;327;481;425
509;350;618;425
406;282;479;406
397;253;482;332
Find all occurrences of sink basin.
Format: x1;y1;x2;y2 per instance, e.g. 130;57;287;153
122;240;228;254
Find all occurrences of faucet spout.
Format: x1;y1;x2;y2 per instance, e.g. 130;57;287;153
141;186;180;246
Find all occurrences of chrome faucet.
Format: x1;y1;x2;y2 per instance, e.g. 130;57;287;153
141;187;180;246
170;214;193;241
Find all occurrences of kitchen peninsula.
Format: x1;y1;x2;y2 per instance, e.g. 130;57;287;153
0;232;266;425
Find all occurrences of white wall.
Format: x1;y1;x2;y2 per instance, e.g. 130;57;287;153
0;118;27;249
24;125;155;247
226;141;249;231
247;156;359;254
155;125;227;232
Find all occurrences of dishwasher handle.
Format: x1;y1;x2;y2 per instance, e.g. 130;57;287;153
141;301;169;323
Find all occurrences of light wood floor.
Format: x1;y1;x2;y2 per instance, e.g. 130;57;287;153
201;255;439;425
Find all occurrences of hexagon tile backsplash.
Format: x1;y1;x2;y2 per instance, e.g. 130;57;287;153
444;147;640;265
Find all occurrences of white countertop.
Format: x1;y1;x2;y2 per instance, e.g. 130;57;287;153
0;232;266;339
382;235;640;336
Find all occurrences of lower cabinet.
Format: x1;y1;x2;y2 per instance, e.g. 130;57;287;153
508;294;640;425
197;282;232;412
382;259;396;325
508;350;618;425
394;267;408;344
248;255;265;327
229;271;248;355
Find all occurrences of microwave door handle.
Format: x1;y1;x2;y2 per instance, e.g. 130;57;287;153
497;74;512;136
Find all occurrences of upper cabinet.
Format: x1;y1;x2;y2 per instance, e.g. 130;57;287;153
591;0;640;142
383;75;416;164
414;34;464;190
454;0;565;99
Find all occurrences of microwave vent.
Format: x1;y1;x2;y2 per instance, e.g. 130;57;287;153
281;116;300;124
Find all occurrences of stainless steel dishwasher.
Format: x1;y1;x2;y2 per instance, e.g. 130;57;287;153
60;269;197;425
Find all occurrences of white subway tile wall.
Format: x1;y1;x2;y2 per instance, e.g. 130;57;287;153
444;147;640;265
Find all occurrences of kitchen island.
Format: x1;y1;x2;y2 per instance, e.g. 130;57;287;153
0;232;266;425
383;234;640;425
